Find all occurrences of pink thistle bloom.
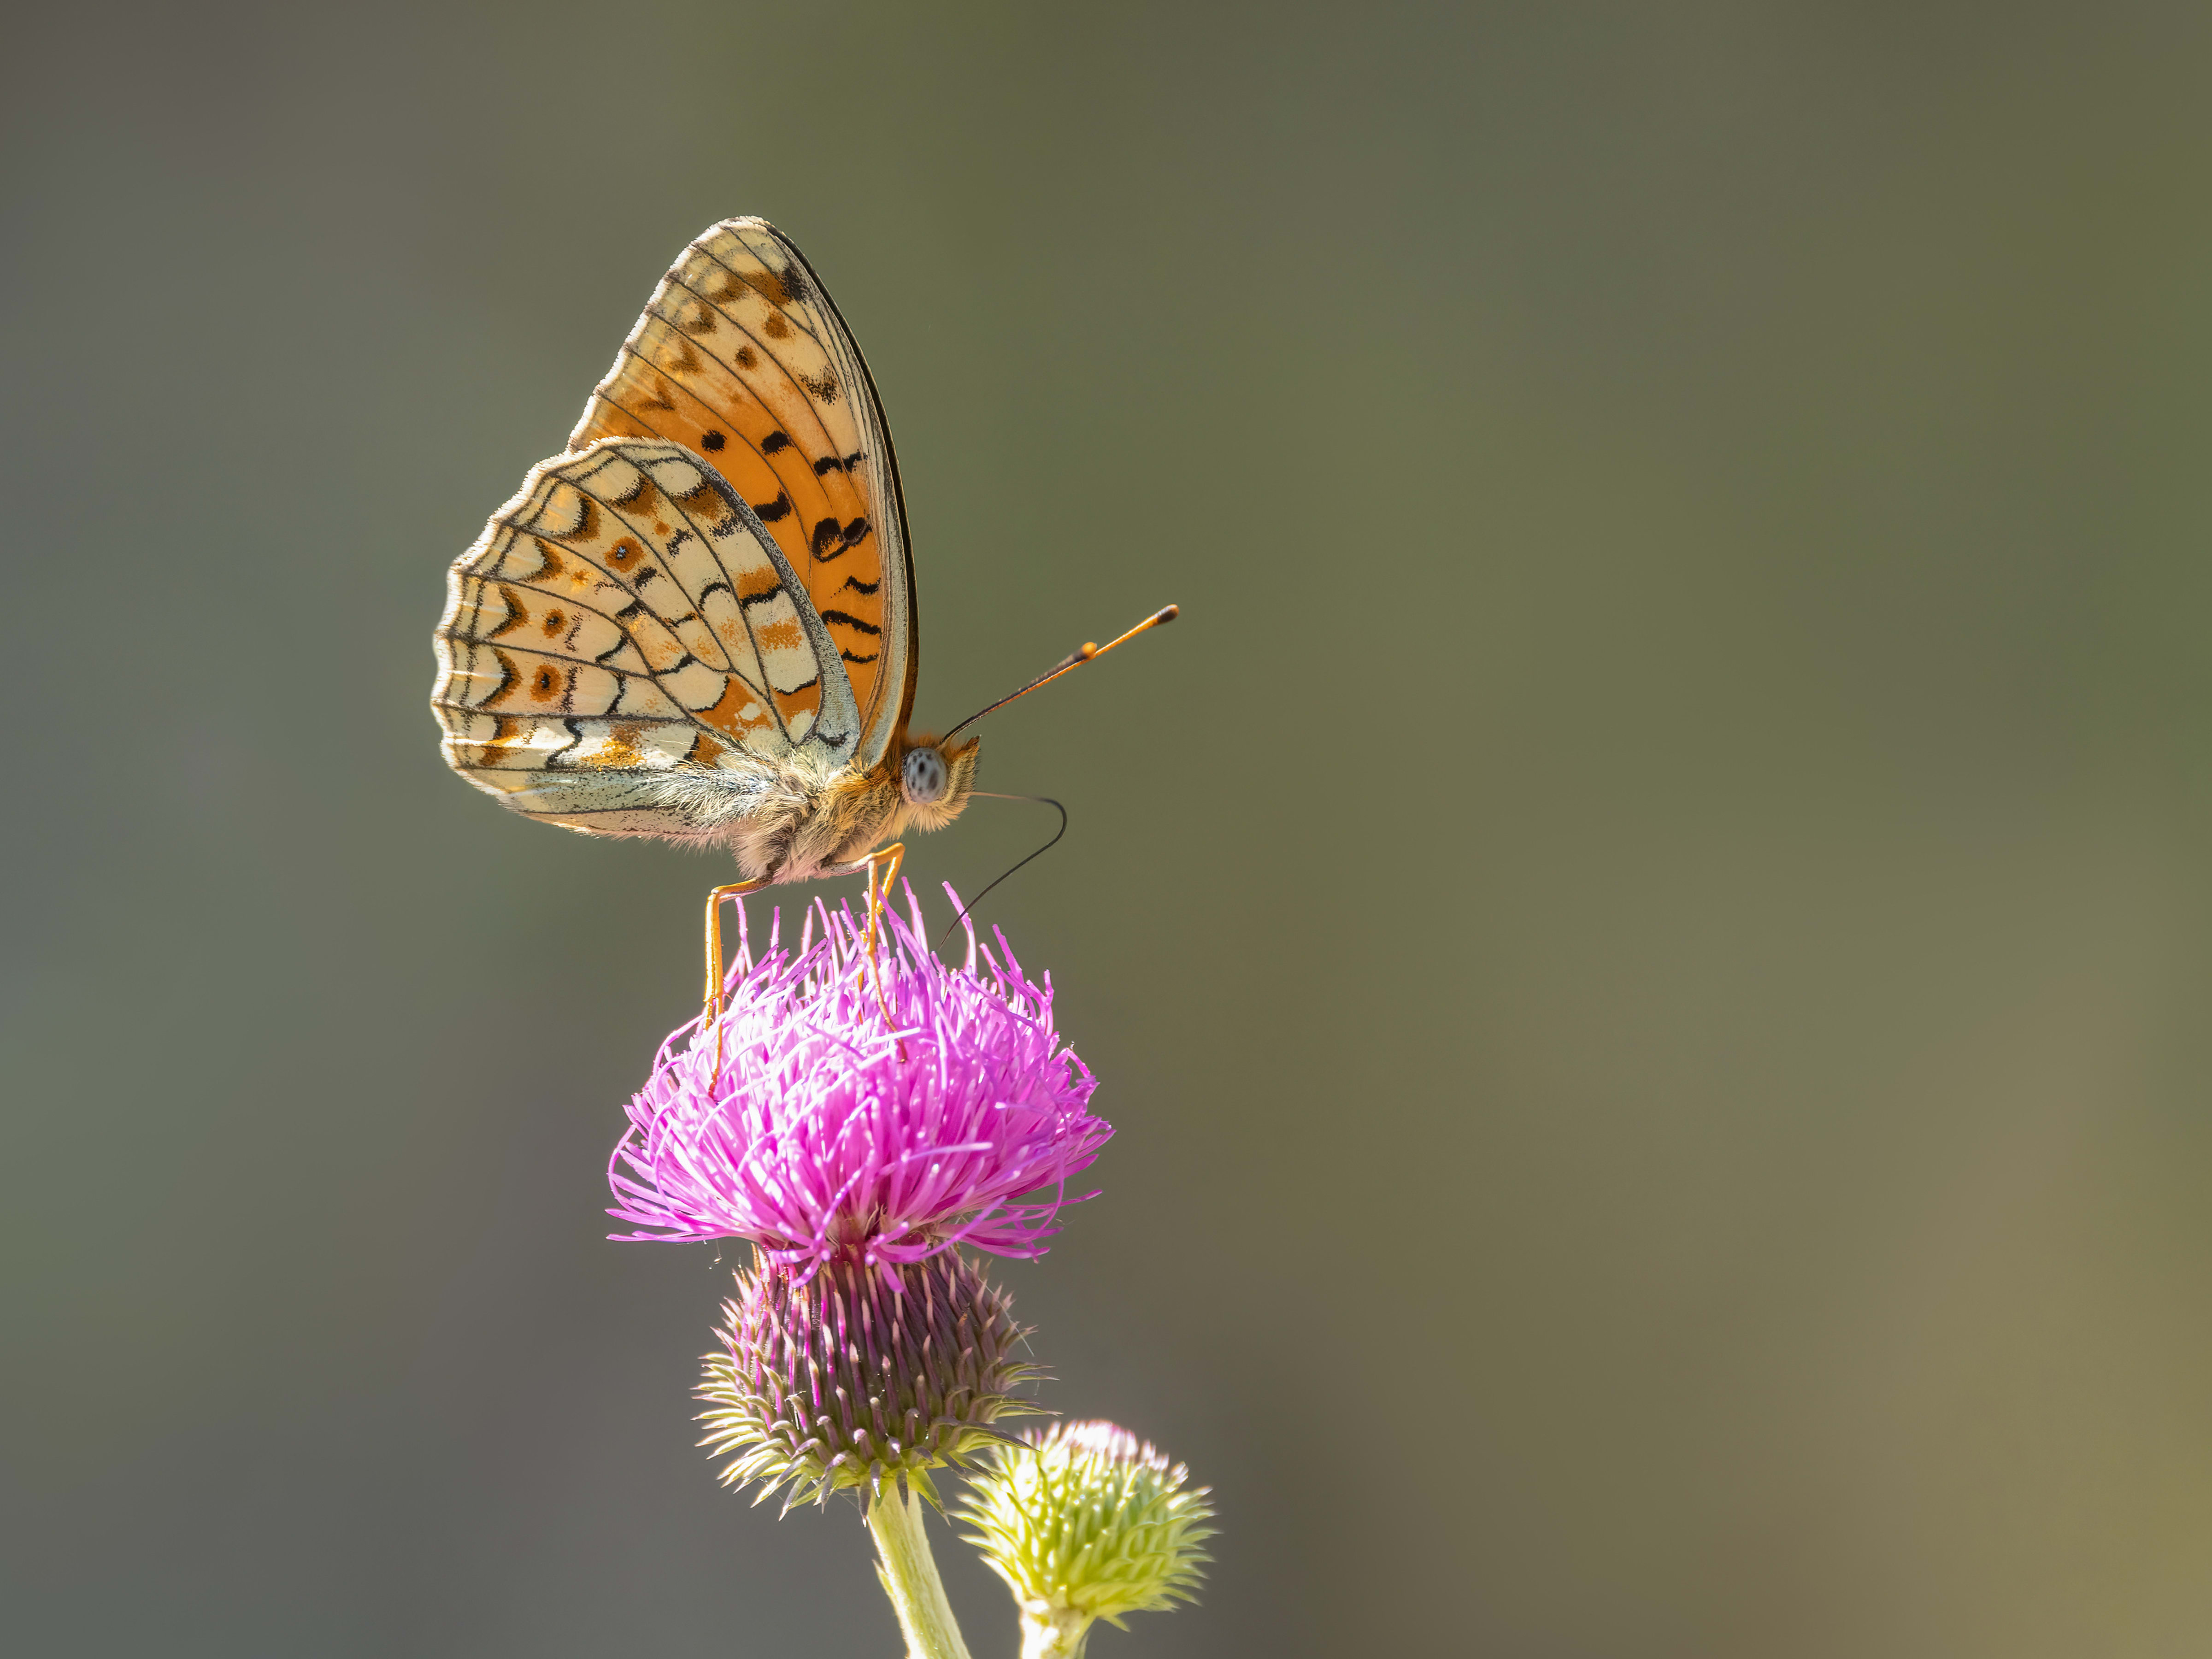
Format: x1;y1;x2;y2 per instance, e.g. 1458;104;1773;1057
608;887;1109;1272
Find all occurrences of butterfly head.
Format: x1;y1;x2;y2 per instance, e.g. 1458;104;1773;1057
894;732;979;834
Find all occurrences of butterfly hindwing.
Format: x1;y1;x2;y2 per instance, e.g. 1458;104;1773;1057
567;218;915;771
433;438;859;836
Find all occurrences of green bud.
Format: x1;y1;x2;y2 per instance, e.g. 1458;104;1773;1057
956;1421;1215;1659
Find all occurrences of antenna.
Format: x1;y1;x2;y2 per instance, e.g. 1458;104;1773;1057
933;794;1069;948
942;605;1178;742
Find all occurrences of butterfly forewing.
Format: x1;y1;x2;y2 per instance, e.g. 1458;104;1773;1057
433;439;859;836
566;218;913;768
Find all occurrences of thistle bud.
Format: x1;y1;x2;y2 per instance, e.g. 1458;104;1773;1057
957;1421;1216;1659
699;1247;1038;1512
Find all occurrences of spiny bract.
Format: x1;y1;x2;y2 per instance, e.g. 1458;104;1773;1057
957;1420;1215;1632
700;1248;1039;1511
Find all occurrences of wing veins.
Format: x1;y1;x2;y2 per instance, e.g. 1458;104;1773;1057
446;545;765;706
569;460;802;751
691;225;915;761
596;324;849;559
664;262;863;495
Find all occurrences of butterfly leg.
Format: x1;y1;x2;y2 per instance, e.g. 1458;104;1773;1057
705;878;770;1080
705;879;772;1018
849;843;906;1026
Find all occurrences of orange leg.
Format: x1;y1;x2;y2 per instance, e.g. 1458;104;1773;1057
705;879;772;1018
848;842;906;1026
704;878;770;1080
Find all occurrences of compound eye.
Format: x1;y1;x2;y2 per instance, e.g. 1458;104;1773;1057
902;747;948;805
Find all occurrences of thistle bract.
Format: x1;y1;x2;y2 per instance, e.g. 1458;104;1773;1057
700;1248;1038;1510
957;1420;1215;1656
610;888;1108;1271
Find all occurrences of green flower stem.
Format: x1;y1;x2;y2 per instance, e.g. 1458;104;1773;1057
1017;1604;1092;1659
867;1482;973;1659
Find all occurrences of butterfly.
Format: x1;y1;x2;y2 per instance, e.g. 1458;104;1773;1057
431;217;1171;1015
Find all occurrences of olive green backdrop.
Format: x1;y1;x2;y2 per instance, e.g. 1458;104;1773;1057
7;3;2212;1655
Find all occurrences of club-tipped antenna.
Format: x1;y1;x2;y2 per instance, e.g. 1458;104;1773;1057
934;794;1070;949
941;605;1178;742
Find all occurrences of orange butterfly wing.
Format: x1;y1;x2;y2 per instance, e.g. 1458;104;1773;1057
433;440;861;836
567;218;915;769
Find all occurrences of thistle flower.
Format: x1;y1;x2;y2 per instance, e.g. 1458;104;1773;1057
609;888;1108;1271
700;1247;1038;1511
957;1421;1216;1659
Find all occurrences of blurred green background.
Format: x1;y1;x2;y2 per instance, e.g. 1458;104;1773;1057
7;2;2212;1654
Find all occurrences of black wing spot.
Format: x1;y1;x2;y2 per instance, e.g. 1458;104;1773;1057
841;518;869;546
843;450;865;469
810;517;842;558
840;650;880;665
753;492;793;523
701;430;727;452
761;431;793;455
819;609;882;635
812;454;846;476
841;575;880;596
